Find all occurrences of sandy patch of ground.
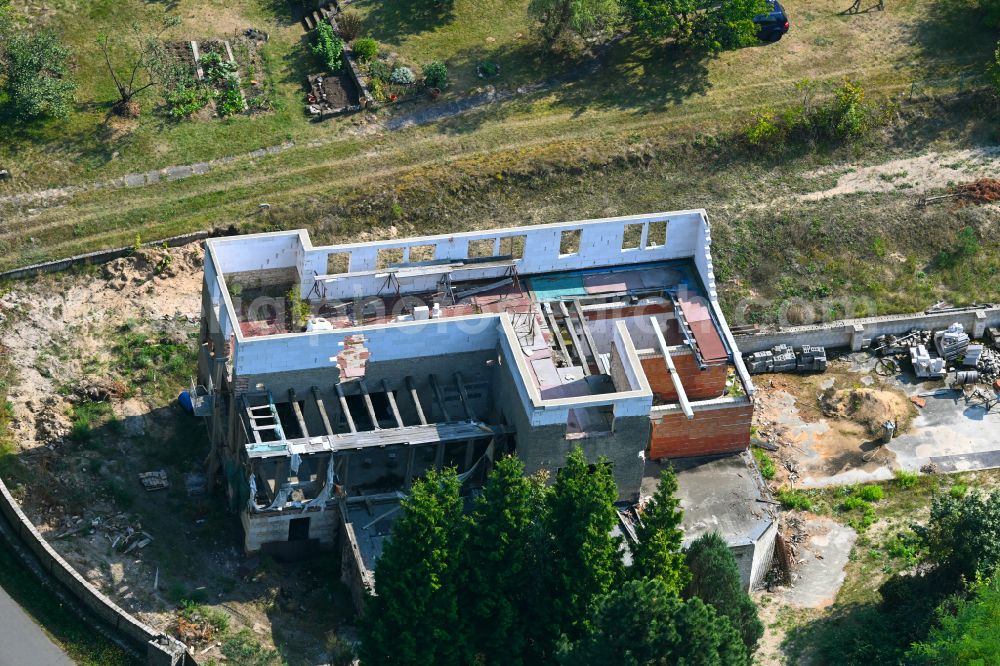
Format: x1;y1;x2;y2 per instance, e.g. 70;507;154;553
799;145;1000;200
0;247;203;448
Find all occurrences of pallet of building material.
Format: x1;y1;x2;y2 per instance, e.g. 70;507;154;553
797;345;827;373
138;470;169;491
745;344;827;374
935;323;971;362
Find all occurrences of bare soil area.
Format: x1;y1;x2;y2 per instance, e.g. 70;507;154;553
0;245;354;664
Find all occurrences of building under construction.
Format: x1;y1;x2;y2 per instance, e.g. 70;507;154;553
194;210;757;604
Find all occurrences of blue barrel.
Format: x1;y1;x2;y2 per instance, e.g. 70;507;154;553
178;390;194;414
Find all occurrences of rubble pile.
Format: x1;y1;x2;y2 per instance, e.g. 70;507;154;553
873;329;932;355
956;178;1000;205
976;347;1000;384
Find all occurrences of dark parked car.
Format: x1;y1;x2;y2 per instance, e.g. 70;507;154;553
755;0;789;41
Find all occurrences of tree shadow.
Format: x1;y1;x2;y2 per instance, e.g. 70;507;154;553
353;0;456;45
908;0;998;80
428;34;713;136
782;569;956;665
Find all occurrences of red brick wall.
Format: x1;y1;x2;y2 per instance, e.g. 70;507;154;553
640;353;727;402
648;403;753;459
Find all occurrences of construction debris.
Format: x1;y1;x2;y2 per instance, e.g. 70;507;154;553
975;347;1000;384
746;344;827;374
872;329;933;356
910;344;946;379
935;323;970;361
138;470;170;491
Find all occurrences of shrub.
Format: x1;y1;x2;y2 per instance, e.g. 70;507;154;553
895;469;918;489
368;60;391;82
857;485;884;502
744;107;780;146
950;483;969;499
311;22;344;72
477;60;500;78
337;9;363;41
752;447;776;480
352;37;378;63
389;66;415;85
423;60;449;89
777;489;812;512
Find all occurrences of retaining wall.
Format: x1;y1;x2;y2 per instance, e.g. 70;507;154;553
0;477;193;665
733;306;1000;354
0;231;219;282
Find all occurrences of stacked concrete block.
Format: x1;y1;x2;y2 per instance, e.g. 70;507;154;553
771;345;798;372
797;345;827;373
935;323;971;361
910;344;946;378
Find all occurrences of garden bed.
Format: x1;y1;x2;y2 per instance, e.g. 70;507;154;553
306;72;361;117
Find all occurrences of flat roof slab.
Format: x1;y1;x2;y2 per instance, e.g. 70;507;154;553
643;453;774;546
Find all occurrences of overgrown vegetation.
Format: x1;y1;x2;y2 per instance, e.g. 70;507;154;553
752;447;775;480
109;319;196;401
786;483;1000;665
744;81;893;149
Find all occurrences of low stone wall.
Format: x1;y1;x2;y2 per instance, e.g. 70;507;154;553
0;477;193;665
734;306;1000;354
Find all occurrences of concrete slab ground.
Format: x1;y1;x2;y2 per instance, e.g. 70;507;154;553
644;454;775;547
780;516;857;609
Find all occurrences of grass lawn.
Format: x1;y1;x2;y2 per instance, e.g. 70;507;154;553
0;0;998;318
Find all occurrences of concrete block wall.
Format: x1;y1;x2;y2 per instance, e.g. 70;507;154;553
734;306;1000;354
638;349;728;401
492;344;650;500
282;210;708;300
648;398;753;459
241;505;340;552
0;477;191;664
234;315;502;376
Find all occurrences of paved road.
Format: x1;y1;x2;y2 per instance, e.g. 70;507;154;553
0;583;72;666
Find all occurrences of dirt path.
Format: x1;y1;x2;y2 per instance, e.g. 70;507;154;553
799;145;1000;200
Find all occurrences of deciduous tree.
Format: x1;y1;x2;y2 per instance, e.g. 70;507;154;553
1;25;75;120
97;18;178;116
